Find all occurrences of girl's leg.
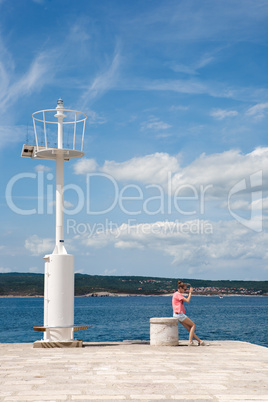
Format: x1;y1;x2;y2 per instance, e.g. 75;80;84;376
181;317;201;344
181;322;202;343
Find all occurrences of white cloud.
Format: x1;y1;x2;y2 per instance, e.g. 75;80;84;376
140;117;172;131
34;164;51;172
0;125;28;149
171;148;268;198
225;199;250;210
132;0;268;44
28;266;39;273
169;63;197;75
25;235;54;256
74;147;268;200
69;22;91;42
73;158;98;175
156;133;172;139
170;105;189;112
115;240;144;249
48;200;75;209
0;19;95;114
64;200;74;208
0;52;55;110
86;110;106;125
196;56;215;69
75;268;85;274
143;79;207;95
168;56;214;76
100;152;179;184
249;197;268;211
0;267;12;273
80;45;121;105
122;76;268;104
102;269;117;276
80;233;110;249
246;102;268;119
262;198;268;211
210;109;238;120
76;218;268;274
0;34;14;91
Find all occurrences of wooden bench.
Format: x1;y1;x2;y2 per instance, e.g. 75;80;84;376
33;325;90;332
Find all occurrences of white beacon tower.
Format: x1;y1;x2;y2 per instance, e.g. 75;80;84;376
22;99;88;347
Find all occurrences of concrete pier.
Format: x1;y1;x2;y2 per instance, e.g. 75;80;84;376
0;341;267;401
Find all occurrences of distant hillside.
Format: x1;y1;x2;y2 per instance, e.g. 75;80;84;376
0;273;267;296
0;273;44;296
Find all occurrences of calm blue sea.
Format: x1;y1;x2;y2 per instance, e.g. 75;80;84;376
0;296;267;347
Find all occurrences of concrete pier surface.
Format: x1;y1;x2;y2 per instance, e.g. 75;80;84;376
0;341;267;401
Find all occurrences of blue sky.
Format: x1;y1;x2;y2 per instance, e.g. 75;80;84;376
1;0;268;280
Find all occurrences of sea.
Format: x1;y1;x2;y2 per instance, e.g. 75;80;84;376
0;296;267;347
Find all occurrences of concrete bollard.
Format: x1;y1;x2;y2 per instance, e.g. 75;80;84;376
150;317;179;346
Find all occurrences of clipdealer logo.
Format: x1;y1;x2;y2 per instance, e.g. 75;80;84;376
228;170;262;233
5;170;264;233
5;171;213;217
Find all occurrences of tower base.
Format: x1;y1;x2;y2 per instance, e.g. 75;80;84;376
33;339;83;348
43;253;75;342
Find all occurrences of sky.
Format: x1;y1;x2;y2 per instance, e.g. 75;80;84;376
1;0;268;280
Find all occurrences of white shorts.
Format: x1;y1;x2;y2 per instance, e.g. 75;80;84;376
173;312;187;322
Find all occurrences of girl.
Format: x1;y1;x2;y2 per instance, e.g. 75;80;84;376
172;280;207;346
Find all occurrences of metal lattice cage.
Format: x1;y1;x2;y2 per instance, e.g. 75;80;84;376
22;100;88;160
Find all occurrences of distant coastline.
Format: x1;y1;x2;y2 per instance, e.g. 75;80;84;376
1;273;267;297
0;292;267;298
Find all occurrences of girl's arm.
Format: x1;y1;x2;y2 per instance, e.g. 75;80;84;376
183;287;193;303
